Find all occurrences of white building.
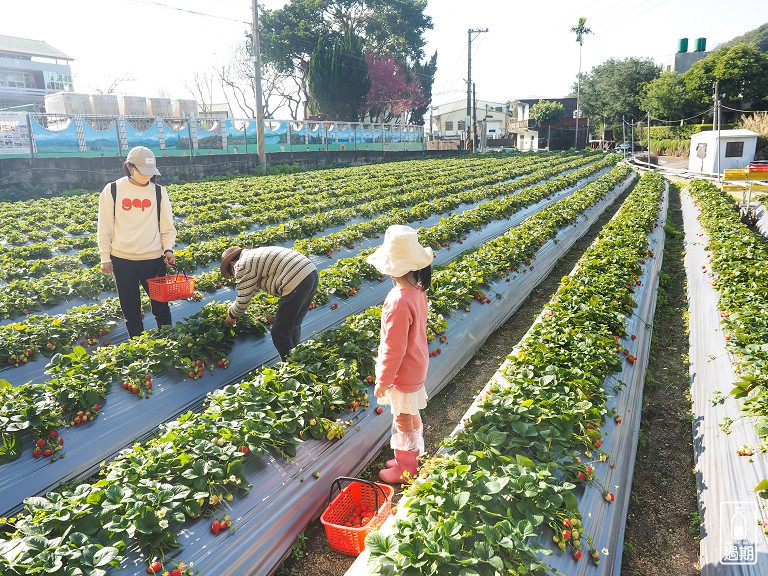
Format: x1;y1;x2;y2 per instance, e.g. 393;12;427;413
430;99;508;140
688;129;759;175
662;37;711;74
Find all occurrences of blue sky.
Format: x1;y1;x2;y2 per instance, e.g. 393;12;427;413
5;0;766;115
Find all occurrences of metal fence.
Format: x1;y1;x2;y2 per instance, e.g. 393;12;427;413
0;112;425;158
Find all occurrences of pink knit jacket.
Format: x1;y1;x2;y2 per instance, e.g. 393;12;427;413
375;285;429;393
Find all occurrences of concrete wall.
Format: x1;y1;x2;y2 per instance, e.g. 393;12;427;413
0;149;460;199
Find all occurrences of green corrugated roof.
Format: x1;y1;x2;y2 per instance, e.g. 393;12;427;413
0;34;73;60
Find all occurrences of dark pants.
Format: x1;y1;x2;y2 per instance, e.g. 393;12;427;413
272;270;318;361
111;255;172;338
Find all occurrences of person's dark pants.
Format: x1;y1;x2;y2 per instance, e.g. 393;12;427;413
111;255;172;338
271;270;318;361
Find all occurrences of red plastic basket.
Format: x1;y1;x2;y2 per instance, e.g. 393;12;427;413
147;273;195;302
320;477;394;556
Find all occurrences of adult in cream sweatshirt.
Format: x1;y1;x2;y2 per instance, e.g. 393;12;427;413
97;147;177;337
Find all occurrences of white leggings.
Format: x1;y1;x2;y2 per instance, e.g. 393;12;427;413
391;413;424;454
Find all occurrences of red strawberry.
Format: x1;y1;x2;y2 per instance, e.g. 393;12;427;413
43;449;52;457
331;303;338;310
36;438;45;448
211;520;221;534
239;445;249;454
631;334;637;341
33;448;42;458
604;492;615;502
573;550;582;560
376;407;383;414
562;530;571;540
168;570;182;576
366;375;373;382
147;560;163;574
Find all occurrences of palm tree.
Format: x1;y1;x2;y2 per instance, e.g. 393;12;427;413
571;17;592;148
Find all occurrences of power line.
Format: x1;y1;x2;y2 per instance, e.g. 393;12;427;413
721;104;768;114
596;0;675;34
124;0;250;24
590;0;657;29
649;108;713;123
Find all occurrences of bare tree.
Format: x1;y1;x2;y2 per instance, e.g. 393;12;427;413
184;72;216;115
217;43;256;119
216;42;301;120
91;74;134;95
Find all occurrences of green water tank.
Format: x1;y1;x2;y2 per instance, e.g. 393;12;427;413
695;37;707;52
678;38;689;52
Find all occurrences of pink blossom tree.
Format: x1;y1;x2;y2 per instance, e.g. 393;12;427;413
363;54;427;123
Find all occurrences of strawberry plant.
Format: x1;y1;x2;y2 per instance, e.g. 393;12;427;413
367;171;665;573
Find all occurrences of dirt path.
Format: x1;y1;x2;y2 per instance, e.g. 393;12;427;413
276;176;668;576
620;183;700;575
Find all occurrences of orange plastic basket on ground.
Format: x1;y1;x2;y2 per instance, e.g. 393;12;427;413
320;477;394;556
147;270;196;302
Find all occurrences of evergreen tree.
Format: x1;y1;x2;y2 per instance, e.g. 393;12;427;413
308;32;371;120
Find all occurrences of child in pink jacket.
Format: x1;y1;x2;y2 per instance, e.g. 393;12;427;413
366;225;434;484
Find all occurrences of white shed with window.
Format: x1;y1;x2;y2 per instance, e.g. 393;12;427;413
688;129;758;175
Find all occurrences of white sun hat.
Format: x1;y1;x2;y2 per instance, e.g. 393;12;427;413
366;225;434;277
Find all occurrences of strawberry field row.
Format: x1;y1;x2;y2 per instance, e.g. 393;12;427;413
0;164;634;575
0;155;614;466
686;180;768;504
0;152;610;383
687;180;768;397
0;154;578;316
0;156;494;240
366;171;665;575
0;154;558;269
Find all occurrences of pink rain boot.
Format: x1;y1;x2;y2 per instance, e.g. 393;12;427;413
379;449;419;484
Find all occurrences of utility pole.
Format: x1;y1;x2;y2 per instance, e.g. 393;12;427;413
647;111;651;170
429;106;434;142
252;0;266;171
622;115;627;158
714;81;721;180
631;120;634;156
466;28;488;151
472;82;478;153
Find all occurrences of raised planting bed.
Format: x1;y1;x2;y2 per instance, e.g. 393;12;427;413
0;162;634;575
685;179;768;574
348;171;668;575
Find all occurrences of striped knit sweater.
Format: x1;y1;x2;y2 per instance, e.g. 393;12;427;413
227;247;316;319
